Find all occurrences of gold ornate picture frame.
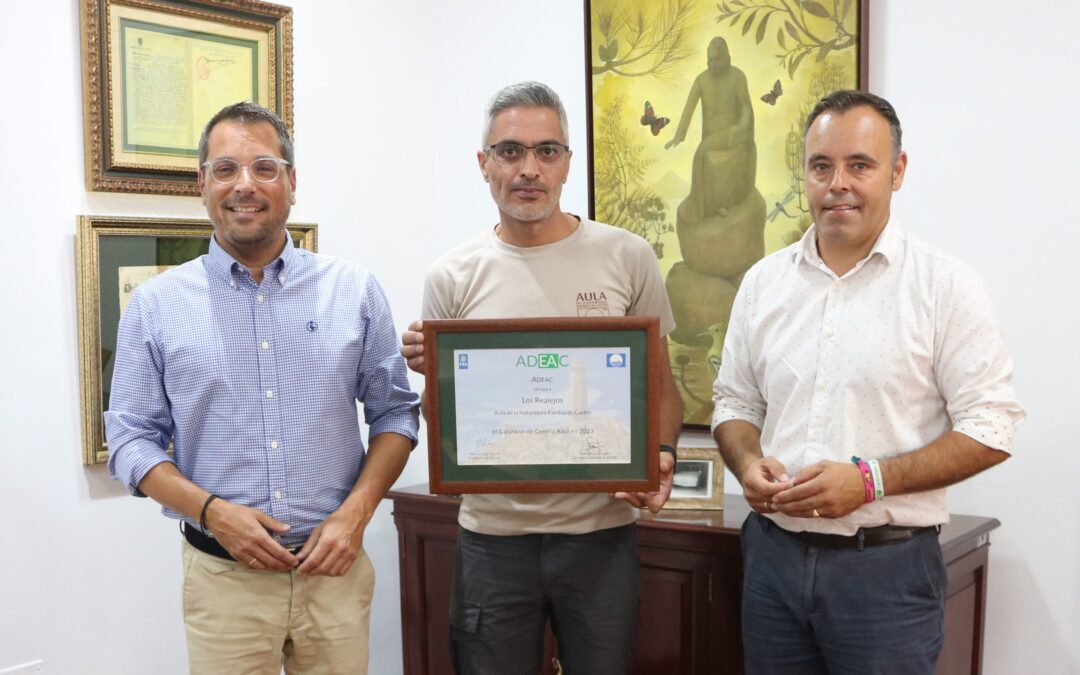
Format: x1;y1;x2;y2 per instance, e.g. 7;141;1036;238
75;215;317;465
80;0;293;195
665;446;725;510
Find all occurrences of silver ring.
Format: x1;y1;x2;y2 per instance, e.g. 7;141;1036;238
812;508;820;518
249;557;258;565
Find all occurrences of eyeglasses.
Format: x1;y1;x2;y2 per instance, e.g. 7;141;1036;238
485;142;570;166
202;157;290;184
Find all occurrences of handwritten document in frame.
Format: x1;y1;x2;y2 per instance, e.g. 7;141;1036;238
107;4;270;170
81;0;292;195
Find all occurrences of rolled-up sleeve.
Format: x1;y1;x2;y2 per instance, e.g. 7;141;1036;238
934;264;1025;452
104;289;176;495
711;273;767;432
356;274;421;444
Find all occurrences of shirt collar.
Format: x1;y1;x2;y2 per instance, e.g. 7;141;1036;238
793;220;903;269
206;232;297;285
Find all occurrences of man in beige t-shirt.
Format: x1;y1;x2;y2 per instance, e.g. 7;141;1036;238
401;82;683;675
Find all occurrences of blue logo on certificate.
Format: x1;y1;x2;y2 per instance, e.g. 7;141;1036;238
458;354;469;369
606;353;626;368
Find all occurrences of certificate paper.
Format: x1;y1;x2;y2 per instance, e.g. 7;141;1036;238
453;347;632;466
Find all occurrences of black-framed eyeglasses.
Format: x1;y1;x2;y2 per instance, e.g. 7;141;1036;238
201;157;290;184
484;142;570;166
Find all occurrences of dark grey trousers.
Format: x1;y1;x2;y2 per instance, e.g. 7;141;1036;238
741;512;948;675
449;523;640;675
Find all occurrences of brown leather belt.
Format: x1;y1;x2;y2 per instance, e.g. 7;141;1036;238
773;521;939;549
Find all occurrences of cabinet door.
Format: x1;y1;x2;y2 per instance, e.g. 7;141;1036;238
397;516;459;675
634;544;714;674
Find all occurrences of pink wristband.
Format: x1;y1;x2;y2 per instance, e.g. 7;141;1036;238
851;456;875;503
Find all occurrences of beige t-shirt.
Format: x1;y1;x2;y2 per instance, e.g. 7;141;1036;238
423;217;675;535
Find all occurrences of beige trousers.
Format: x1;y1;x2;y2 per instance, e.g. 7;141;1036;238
181;540;374;675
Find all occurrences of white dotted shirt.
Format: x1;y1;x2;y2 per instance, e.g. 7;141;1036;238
712;222;1024;534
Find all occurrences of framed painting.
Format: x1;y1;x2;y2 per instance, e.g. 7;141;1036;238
80;0;293;195
585;0;869;427
664;446;725;510
75;215;317;465
423;317;660;494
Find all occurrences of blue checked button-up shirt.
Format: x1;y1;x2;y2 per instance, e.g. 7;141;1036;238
106;235;420;547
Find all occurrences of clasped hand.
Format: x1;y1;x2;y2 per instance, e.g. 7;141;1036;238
206;499;363;576
742;458;865;519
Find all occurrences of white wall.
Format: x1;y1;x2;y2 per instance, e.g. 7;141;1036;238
0;1;1072;673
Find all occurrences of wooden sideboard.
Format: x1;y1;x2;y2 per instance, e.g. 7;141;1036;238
387;484;998;675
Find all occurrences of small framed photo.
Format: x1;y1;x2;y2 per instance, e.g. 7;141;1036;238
79;0;293;195
423;317;661;494
665;446;725;510
75;215;317;465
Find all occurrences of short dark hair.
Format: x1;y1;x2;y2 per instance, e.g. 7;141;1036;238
804;90;902;161
198;102;294;167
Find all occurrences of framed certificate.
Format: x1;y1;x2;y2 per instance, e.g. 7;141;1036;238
424;317;660;494
75;215;317;465
80;0;293;195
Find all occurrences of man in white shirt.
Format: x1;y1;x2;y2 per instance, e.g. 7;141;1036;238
712;90;1024;674
400;82;683;675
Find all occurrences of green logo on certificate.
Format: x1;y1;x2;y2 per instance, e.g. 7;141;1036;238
516;353;569;368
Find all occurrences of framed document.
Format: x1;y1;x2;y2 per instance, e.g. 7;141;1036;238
424;317;660;494
584;0;868;428
75;215;317;465
80;0;293;195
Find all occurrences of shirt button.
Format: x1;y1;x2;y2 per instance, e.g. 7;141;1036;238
261;341;269;350
278;274;285;283
229;280;236;288
270;440;279;449
257;294;265;303
266;390;274;398
274;490;282;500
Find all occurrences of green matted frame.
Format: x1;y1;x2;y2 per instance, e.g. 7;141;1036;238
423;317;660;494
76;215;317;465
80;0;293;195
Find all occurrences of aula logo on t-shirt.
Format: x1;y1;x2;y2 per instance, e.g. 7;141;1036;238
576;290;610;317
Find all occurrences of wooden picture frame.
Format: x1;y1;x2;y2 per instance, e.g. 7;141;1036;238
75;215;317;465
80;0;293;195
585;0;869;428
664;446;725;510
423;317;660;494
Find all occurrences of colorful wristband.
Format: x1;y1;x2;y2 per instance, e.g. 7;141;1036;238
659;444;678;464
868;459;885;500
851;456;875;503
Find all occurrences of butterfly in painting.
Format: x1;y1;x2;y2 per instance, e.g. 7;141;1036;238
761;79;783;105
640;101;670;136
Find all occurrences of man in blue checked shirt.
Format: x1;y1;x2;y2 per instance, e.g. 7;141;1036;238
106;102;420;674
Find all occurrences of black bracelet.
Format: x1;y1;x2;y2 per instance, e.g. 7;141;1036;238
659;444;678;464
199;494;221;533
